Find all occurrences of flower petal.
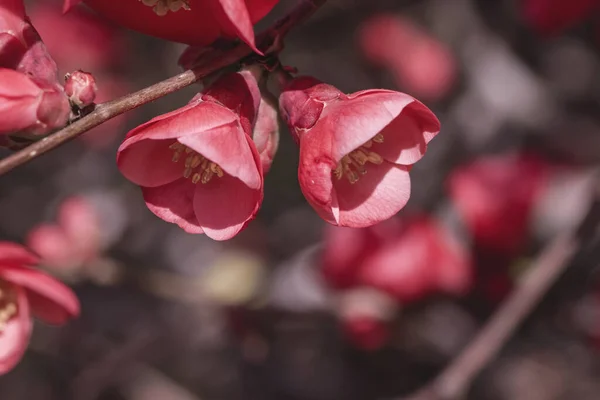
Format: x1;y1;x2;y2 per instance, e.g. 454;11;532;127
0;266;79;324
212;0;259;53
371;101;440;165
142;179;204;234
193;174;262;240
118;138;183;187
0;241;38;266
322;90;416;162
0;286;31;375
334;162;411;227
177;122;262;190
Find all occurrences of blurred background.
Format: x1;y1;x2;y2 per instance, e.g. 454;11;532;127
2;0;600;399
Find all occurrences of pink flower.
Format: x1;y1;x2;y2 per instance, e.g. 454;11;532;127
447;153;549;254
30;3;125;73
0;241;80;374
279;76;440;228
356;216;472;302
27;196;102;271
117;71;264;240
0;2;70;137
522;0;600;36
65;0;278;52
358;15;457;101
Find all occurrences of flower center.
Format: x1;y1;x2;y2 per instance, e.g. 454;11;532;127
140;0;191;16
0;281;18;333
333;133;384;184
170;142;224;184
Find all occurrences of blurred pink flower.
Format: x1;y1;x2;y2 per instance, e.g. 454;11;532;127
29;2;124;73
521;0;600;36
357;216;472;302
27;196;101;271
0;241;79;374
322;217;471;349
447;153;549;254
117;71;263;240
358;15;457;101
279;76;440;228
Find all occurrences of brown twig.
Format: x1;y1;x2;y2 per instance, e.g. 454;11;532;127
403;189;600;400
0;0;327;177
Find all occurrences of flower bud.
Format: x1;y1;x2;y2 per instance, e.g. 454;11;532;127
65;70;98;108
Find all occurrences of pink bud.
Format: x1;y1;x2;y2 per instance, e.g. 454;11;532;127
65;70;97;108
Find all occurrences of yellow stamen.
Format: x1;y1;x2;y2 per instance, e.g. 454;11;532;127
333;134;385;184
170;142;225;185
140;0;191;16
0;282;18;333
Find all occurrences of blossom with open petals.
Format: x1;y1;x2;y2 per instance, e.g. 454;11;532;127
65;0;278;52
117;71;263;240
0;241;80;374
280;76;440;228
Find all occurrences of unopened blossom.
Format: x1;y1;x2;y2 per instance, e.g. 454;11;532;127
64;70;97;108
0;242;79;374
447;153;549;254
0;1;69;136
117;71;263;240
65;0;278;52
280;76;440;228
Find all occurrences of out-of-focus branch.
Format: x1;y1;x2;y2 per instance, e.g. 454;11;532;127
403;185;600;400
0;0;327;177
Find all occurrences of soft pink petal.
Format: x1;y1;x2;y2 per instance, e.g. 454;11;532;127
0;242;38;266
142;179;204;234
118;138;183;187
177;122;262;190
320;91;415;162
193;174;262;240
0;266;79;324
0;286;31;375
335;162;411;227
213;0;259;52
62;0;83;13
371;108;436;165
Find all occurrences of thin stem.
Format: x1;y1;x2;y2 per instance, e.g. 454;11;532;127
0;0;328;176
403;188;600;400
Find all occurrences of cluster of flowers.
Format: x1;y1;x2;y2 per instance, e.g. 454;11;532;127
319;152;574;349
0;0;444;373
